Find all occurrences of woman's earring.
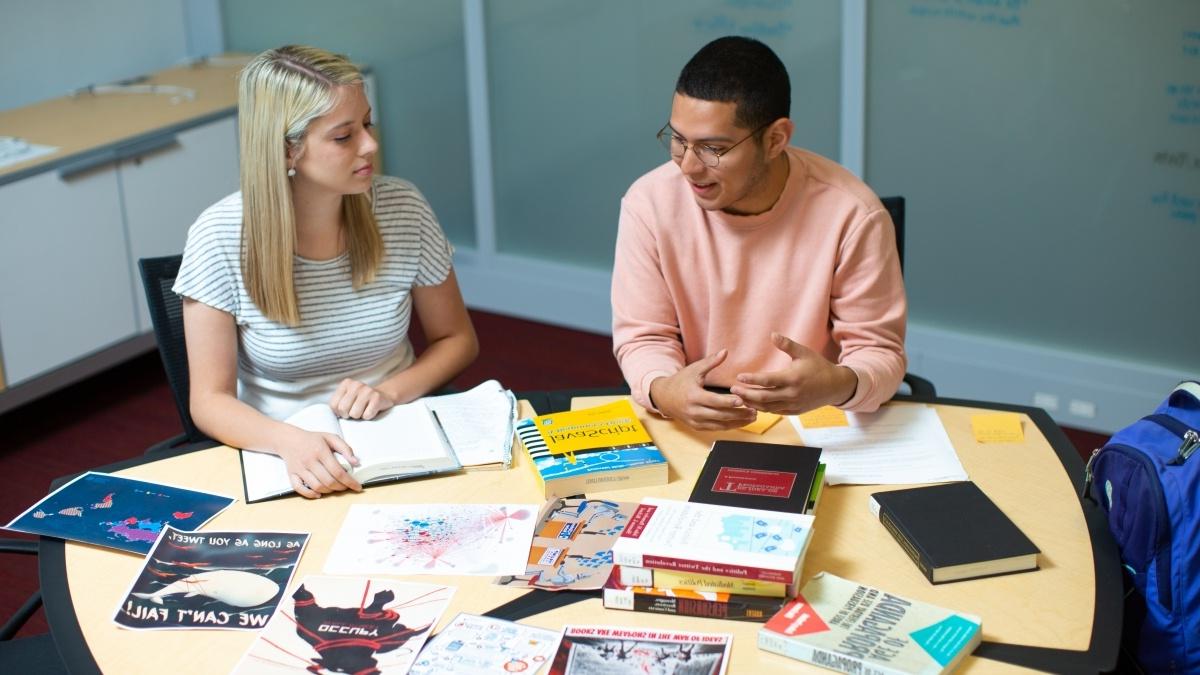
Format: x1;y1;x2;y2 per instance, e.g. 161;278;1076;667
287;167;296;177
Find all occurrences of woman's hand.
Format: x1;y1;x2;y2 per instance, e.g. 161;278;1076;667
329;378;396;420
279;428;362;499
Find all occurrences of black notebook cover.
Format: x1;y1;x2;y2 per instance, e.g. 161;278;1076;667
688;440;822;514
870;481;1040;584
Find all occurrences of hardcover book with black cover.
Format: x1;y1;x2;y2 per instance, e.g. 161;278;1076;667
689;440;823;515
869;481;1040;584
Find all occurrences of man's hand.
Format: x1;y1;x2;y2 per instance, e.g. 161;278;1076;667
330;378;395;420
730;332;858;415
649;349;758;431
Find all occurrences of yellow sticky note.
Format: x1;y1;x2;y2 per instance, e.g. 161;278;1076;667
972;413;1024;443
741;412;782;434
797;406;850;429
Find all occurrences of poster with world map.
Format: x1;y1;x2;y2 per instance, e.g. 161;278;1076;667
4;471;234;554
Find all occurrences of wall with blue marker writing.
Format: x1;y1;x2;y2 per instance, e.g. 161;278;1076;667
866;0;1200;377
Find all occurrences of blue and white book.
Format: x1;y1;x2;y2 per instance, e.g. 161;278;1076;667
758;572;982;674
4;471;234;554
515;399;668;498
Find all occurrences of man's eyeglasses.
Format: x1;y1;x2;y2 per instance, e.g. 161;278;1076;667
656;121;772;168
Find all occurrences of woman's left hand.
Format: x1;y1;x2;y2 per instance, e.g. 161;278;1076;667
329;378;395;420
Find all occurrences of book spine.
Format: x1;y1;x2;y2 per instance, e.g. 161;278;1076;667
516;422;550;495
877;509;934;583
648;569;787;597
618;566;654;587
604;588;784;622
634;553;795;585
757;631;900;675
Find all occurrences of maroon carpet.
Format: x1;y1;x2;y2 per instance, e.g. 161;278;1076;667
0;309;1106;638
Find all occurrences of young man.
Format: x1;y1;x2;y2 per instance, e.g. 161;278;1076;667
611;36;906;431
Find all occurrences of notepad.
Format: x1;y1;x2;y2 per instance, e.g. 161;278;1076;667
741;412;782;434
796;405;849;429
971;412;1024;443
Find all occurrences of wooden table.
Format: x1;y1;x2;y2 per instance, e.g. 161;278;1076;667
40;394;1120;673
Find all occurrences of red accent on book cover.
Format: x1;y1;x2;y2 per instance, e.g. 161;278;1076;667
640;554;795;584
712;467;797;499
621;503;658;538
764;597;831;636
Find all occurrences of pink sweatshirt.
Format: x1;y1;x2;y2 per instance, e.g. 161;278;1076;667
612;146;907;413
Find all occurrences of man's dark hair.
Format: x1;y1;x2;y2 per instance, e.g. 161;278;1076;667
675;36;790;131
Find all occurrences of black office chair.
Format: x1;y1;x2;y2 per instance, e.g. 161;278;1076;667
879;196;936;399
0;538;68;673
138;255;213;454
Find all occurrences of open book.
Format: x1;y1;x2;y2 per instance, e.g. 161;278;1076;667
239;400;461;503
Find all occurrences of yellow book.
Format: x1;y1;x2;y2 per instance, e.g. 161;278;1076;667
533;399;652;456
618;565;788;598
515;399;667;498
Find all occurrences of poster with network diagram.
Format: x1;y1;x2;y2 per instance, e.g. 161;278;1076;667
324;503;539;576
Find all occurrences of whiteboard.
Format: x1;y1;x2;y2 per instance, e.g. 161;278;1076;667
867;0;1200;371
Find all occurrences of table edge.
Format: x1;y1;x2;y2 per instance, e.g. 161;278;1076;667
39;395;1122;674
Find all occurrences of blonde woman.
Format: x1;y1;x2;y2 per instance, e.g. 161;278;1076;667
174;46;478;499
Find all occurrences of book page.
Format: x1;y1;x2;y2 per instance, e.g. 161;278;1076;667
339;402;457;479
241;405;344;501
423;380;516;468
282;403;343;436
789;405;968;485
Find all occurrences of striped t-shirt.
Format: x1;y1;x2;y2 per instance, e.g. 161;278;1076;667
173;175;453;420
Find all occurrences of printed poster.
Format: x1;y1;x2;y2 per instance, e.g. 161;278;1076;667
324;503;538;576
4;471;234;554
408;612;561;675
549;625;731;675
496;497;636;591
114;526;307;630
234;575;453;674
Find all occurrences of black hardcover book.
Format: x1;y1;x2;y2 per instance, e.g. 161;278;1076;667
689;440;822;515
869;481;1040;584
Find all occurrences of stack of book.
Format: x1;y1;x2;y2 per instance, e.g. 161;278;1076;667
607;497;815;622
515;399;668;498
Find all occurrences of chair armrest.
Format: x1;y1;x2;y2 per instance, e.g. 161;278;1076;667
0;539;39;556
903;372;937;399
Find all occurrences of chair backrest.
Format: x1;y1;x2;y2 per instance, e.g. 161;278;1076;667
880;195;905;273
876;195;936;397
138;255;206;443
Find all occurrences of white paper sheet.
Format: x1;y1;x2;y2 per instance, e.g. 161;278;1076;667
423;380;517;468
0;136;57;169
789;405;968;485
324;503;539;576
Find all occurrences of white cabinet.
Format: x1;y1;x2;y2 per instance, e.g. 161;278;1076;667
122;116;239;330
0;114;238;388
0;165;138;385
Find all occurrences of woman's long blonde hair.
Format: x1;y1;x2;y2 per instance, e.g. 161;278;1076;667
238;45;382;325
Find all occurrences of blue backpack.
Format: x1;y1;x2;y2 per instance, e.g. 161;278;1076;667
1085;381;1200;673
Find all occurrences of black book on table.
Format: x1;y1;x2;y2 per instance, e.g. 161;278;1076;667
869;481;1040;584
688;440;822;515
